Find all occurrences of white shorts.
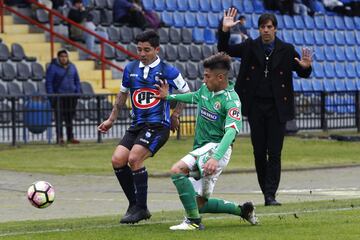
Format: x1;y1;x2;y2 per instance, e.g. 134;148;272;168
181;142;232;199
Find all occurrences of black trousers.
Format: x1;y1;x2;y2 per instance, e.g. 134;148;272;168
51;96;78;142
247;98;286;199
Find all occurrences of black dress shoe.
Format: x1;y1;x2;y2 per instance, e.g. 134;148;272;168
120;206;151;224
265;197;282;206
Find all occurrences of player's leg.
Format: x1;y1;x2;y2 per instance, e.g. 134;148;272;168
169;156;204;230
122;124;170;224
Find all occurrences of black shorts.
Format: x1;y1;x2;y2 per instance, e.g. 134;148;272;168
119;123;170;156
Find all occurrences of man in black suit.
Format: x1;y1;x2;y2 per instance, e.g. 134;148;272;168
218;10;312;206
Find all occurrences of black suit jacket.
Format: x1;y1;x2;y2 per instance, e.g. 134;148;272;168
218;30;312;123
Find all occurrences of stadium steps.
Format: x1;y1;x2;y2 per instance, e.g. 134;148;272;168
1;13;119;94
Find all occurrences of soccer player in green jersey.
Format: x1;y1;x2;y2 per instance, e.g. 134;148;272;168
155;52;258;230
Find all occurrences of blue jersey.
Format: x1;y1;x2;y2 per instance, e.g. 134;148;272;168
121;57;189;127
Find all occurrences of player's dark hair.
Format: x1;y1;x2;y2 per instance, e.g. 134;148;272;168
258;13;277;29
203;52;231;72
135;30;160;48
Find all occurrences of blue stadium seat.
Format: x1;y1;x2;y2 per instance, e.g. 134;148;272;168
335;31;345;45
355;31;360;45
301;79;313;91
275;14;284;29
324;63;335;78
176;0;188;11
251;14;259;28
314;30;325;45
188;0;199;12
313;62;324;78
249;28;259;39
204;29;216;44
161;12;173;26
210;0;221;12
324;15;335;29
324;31;335;45
222;0;232;10
253;0;264;13
173;12;185;28
303;15;315;29
293;15;305;29
177;45;190;61
356;62;360;77
196;12;208;27
314;47;325;62
345;47;356;62
345;31;356;45
334;16;345;30
345;63;356;79
323;80;335;92
312;79;324;91
232;0;243;12
199;0;210;12
283;15;295;29
208;13;220;28
293;30;304;45
354;16;360;30
276;31;282;40
334;79;346;91
243;0;254;13
314;15;325;29
344;16;355;29
165;0;177;11
345;79;357;91
303;30;315;45
335;47;346;62
356;47;360;61
154;0;165;11
324;46;335;62
184;12;196;28
142;0;154;11
335;63;346;79
282;30;294;43
192;28;204;44
293;79;301;92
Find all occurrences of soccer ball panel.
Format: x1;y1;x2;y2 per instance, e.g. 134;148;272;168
27;181;55;209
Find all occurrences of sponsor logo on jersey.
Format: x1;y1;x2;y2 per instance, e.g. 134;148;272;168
214;101;221;110
200;107;218;121
130;73;138;77
132;88;160;109
145;131;152;138
228;107;241;120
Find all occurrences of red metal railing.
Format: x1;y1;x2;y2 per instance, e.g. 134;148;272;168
0;0;139;88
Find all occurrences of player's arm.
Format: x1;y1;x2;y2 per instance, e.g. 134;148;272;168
155;79;200;104
98;91;128;133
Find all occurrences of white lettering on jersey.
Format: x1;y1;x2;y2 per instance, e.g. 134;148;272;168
132;88;160;109
228;107;241;121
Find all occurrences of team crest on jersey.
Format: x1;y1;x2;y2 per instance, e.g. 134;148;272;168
214;101;221;110
132;88;160;109
228;107;241;120
200;107;218;121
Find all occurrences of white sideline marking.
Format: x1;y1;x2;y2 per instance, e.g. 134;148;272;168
1;206;359;237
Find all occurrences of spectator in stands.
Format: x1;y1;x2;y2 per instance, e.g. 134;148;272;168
46;49;81;144
113;0;148;29
68;0;88;41
264;0;295;15
83;12;109;60
230;15;249;44
293;0;311;15
322;0;351;15
51;0;65;10
218;9;312;206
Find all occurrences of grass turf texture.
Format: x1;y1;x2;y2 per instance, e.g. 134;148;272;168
1;199;359;239
0;136;359;175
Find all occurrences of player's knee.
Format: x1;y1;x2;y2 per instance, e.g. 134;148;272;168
111;154;125;167
170;165;185;174
128;155;142;169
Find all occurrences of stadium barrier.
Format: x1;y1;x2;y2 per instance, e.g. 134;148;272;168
0;91;359;145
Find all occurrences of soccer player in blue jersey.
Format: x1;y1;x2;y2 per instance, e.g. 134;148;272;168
98;30;190;224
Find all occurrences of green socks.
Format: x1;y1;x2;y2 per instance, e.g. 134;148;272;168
171;174;200;219
199;198;242;216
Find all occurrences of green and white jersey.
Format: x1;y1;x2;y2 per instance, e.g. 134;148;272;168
167;81;242;159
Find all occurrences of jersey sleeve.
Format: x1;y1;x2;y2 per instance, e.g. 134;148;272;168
224;98;242;133
166;85;203;103
165;65;190;93
120;65;130;93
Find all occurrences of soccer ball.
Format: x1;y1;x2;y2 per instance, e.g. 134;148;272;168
27;181;55;208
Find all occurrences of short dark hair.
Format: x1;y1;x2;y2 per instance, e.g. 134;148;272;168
258;13;277;29
203;52;231;72
239;15;246;20
73;0;82;4
135;30;160;48
57;49;69;57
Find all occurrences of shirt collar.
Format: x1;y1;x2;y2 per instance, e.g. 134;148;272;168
139;56;160;68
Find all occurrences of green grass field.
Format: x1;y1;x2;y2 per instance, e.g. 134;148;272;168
1;199;360;239
0;136;359;175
